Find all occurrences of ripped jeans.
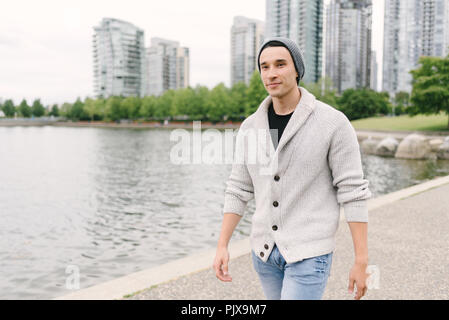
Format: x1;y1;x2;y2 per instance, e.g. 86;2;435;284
251;243;333;300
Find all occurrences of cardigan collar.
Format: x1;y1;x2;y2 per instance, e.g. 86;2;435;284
253;86;317;158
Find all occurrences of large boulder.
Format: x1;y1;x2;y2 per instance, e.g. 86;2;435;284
395;134;431;159
437;136;449;160
375;137;399;157
429;139;444;152
361;137;379;155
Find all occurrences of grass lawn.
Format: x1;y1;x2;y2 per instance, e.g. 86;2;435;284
351;111;449;132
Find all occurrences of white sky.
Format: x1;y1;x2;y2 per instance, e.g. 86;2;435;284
0;0;384;106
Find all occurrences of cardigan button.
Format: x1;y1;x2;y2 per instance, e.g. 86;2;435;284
260;252;264;257
274;175;280;181
273;201;279;207
264;244;269;250
272;225;278;231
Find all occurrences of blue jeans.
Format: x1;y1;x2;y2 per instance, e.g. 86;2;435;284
251;243;333;300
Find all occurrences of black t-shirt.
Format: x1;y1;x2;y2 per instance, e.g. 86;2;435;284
268;101;294;149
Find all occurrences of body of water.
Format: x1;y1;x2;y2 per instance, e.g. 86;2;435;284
1;126;448;299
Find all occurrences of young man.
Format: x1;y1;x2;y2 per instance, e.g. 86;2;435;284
213;37;372;300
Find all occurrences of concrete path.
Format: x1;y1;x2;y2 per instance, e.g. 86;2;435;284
123;178;449;300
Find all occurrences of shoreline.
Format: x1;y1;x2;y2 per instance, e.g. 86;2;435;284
0;120;448;135
0;120;242;129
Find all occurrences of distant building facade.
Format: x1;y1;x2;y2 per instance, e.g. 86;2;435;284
383;0;449;95
266;0;324;84
146;37;190;96
230;16;265;86
325;0;373;93
93;18;146;98
370;50;378;92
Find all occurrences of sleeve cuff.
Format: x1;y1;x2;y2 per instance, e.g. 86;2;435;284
343;200;369;222
222;193;247;217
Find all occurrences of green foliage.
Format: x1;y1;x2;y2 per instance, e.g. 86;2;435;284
394;91;410;107
191;85;209;120
409;55;449;128
245;70;268;116
49;104;59;117
69;98;87;120
172;87;197;119
303;77;339;107
105;96;123;122
83;98;104;121
121;96;141;120
391;91;410;116
205;83;231;122
59;103;72;118
229;81;248;121
83;98;96;121
18;99;32;118
139;95;157;119
154;90;175;119
2;99;16;117
337;88;391;121
31;99;45;117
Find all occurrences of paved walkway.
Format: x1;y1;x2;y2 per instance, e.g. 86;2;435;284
124;181;449;300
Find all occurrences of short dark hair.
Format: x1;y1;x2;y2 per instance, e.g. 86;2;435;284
259;41;299;83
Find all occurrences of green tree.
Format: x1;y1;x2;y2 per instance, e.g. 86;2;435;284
409;55;449;128
105;96;122;122
394;91;410;107
303;77;338;107
337;88;390;121
49;104;59;117
229;81;248;121
205;83;231;122
31;99;45;117
393;91;410;116
172;87;197;120
154;90;175;120
139;95;157;119
83;98;97;121
120;96;141;120
69;98;87;120
2;99;16;117
191;85;209;120
18;99;32;118
246;70;268;116
94;99;105;120
59;103;72;118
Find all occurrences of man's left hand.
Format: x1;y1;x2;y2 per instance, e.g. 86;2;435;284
348;262;369;300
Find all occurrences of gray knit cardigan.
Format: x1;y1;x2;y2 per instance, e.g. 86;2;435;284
222;87;372;263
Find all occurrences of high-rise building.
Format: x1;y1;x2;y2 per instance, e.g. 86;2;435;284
383;0;449;95
370;50;378;92
146;37;190;96
325;0;372;93
266;0;324;84
93;18;146;98
230;16;265;86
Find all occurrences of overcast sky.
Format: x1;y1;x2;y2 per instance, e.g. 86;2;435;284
0;0;384;106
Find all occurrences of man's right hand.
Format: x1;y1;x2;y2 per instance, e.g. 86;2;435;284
213;247;232;282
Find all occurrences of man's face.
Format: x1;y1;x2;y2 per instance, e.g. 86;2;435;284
259;46;298;98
